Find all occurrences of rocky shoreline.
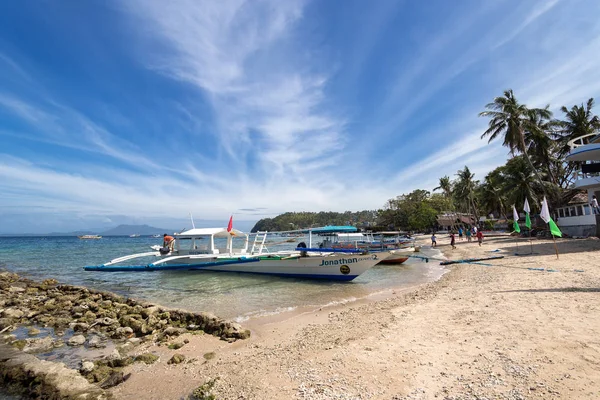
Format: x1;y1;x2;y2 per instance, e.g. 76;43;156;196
0;271;251;399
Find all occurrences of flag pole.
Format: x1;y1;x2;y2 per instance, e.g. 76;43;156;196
529;227;533;254
551;232;559;259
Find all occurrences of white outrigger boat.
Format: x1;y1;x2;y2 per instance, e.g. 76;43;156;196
319;231;417;264
78;235;102;240
84;227;385;281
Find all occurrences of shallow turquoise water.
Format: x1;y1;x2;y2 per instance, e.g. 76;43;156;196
0;236;445;321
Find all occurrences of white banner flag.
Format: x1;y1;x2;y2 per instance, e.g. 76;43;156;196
513;205;520;222
524;198;530;214
540;197;551;223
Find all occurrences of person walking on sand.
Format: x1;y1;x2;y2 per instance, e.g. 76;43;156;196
591;195;600;215
450;232;456;249
458;227;463;241
465;227;472;242
476;230;484;246
431;233;437;248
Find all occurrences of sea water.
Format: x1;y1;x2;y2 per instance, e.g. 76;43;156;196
0;236;446;321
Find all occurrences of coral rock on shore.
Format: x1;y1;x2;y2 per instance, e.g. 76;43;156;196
0;343;109;399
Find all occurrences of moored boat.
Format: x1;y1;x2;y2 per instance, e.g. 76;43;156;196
78;235;102;239
84;227;385;281
319;231;415;264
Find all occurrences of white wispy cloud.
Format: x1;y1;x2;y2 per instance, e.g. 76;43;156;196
125;0;345;175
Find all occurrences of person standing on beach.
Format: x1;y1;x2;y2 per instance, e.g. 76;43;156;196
592;195;600;215
466;228;472;242
450;232;456;249
476;230;484;246
458;227;463;241
431;233;437;247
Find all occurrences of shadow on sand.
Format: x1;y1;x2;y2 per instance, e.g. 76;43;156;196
454;235;600;257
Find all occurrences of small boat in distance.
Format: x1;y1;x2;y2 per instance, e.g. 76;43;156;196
78;235;102;240
129;234;141;238
151;234;161;238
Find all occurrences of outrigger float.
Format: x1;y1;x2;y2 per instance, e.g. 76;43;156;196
84;227;387;281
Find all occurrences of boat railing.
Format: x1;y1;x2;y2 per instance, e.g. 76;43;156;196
568;132;600;150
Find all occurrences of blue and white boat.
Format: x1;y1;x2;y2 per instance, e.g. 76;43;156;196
84;227;385;281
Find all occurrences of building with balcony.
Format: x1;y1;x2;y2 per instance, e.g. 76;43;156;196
562;133;600;237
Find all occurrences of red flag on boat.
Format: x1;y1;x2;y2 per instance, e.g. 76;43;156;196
227;215;233;233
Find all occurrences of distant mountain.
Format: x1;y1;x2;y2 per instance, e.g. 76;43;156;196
100;224;173;236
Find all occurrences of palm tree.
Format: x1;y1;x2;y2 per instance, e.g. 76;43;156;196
477;168;507;219
433;176;453;199
501;156;541;211
554;98;600;157
454;166;480;223
523;107;558;184
479;89;552;193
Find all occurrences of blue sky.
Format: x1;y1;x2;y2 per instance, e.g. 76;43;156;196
1;0;600;233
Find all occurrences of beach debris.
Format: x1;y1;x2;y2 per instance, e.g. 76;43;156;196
87;335;106;348
189;378;219;400
167;353;186;365
1;308;24;319
168;342;185;350
22;336;57;353
99;371;131;389
203;352;216;360
67;334;86;346
134;353;159;364
80;361;95;373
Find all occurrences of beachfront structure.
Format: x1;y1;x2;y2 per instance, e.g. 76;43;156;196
436;212;477;230
562;133;600;237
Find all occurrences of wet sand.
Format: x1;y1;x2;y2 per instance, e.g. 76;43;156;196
108;233;600;399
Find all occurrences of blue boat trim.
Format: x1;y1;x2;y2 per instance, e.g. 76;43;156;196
84;258;259;272
194;269;359;281
296;247;364;253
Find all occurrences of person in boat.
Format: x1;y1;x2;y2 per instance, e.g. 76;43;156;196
591;195;600;215
163;234;175;251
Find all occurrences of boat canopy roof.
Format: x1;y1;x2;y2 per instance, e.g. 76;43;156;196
309;225;358;233
176;227;246;238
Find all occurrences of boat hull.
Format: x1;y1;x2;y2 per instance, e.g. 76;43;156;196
85;253;383;281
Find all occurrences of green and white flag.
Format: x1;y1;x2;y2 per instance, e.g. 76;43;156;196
512;205;521;233
524;198;532;229
540;197;562;237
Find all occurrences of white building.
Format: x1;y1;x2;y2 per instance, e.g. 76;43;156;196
559;133;600;237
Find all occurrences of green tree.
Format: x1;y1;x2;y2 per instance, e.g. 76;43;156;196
555;98;600;156
479;89;552;192
433;176;453;199
453;166;479;219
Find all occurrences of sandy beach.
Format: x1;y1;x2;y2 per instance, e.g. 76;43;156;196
95;234;599;399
